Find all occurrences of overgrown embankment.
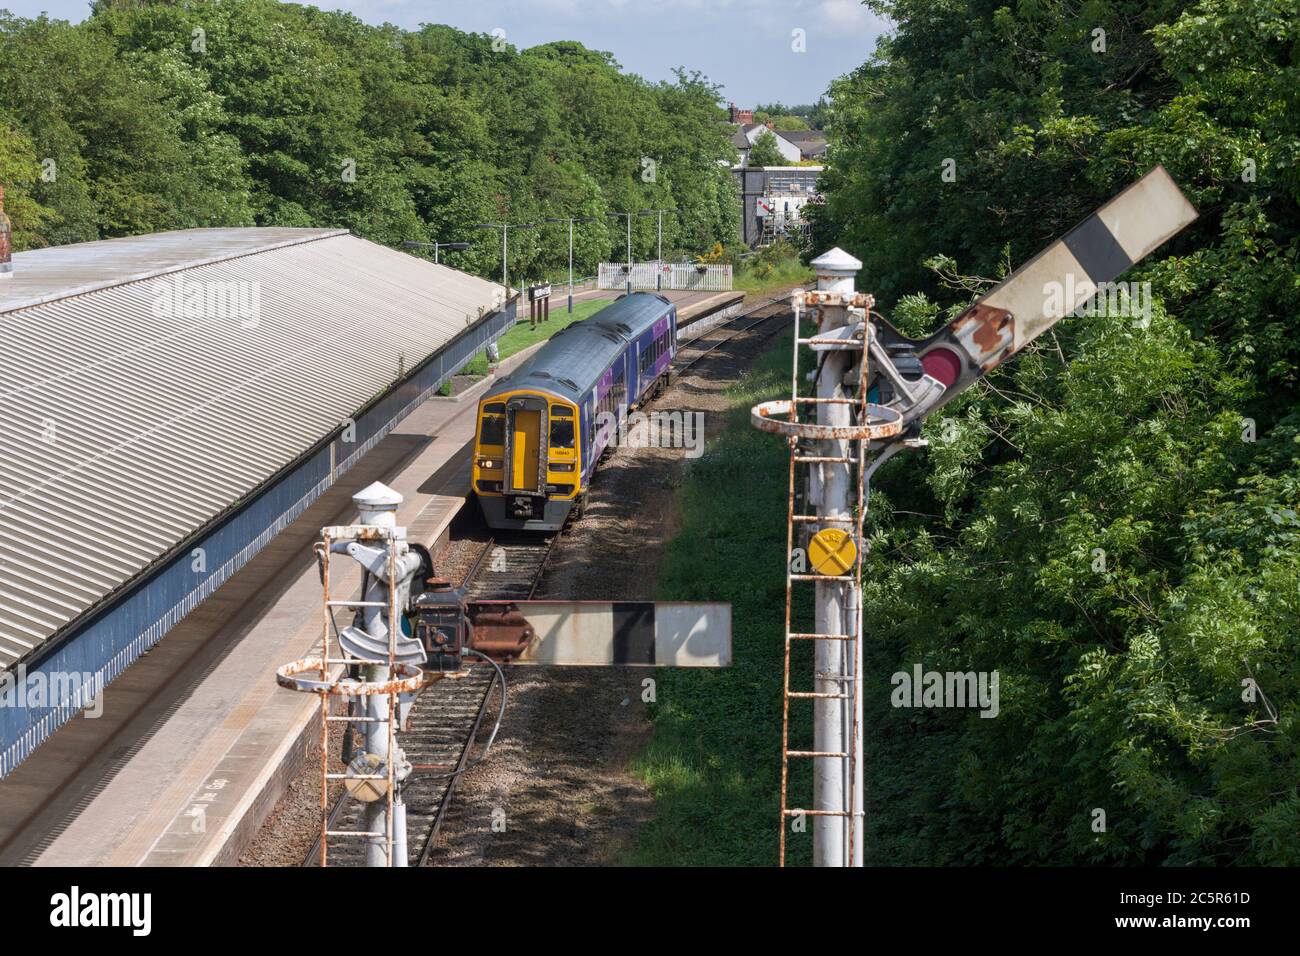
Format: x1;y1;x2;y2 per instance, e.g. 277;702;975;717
629;331;814;866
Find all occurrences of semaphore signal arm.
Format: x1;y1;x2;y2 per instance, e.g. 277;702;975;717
799;165;1199;452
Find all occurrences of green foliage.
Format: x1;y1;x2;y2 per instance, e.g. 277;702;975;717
734;238;815;293
746;130;787;167
754;99;831;129
776;116;811;130
811;0;1300;864
631;333;810;865
0;3;738;274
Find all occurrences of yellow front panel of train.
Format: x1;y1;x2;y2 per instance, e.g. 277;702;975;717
512;409;541;491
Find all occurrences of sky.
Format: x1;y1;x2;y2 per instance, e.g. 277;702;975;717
3;0;892;106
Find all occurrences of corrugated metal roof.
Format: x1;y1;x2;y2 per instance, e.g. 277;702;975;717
0;228;506;663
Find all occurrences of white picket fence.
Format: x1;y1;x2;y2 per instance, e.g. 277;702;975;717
598;261;733;292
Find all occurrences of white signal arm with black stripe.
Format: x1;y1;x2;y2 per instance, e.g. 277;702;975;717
466;601;731;667
864;165;1198;439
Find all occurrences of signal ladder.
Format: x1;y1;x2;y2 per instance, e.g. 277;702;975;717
754;294;903;866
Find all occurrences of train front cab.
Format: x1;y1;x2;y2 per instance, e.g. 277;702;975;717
474;391;581;531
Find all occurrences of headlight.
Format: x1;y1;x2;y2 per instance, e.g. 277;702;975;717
477;458;498;469
550;462;575;472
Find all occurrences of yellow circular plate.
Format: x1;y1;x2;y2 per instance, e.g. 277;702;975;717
808;527;857;576
345;752;388;803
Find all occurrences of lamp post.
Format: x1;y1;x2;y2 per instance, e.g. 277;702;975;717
607;212;632;293
401;239;470;265
607;210;656;294
544;216;599;313
475;222;536;297
644;208;681;289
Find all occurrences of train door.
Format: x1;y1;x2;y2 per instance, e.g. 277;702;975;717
506;401;544;493
632;342;640;403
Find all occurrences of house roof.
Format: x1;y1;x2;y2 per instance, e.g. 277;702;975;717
775;129;828;144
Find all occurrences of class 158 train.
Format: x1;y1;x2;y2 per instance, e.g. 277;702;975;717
473;292;678;531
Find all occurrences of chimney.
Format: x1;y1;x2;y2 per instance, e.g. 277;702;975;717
0;186;11;278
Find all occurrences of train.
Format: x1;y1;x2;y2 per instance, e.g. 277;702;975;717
472;292;679;531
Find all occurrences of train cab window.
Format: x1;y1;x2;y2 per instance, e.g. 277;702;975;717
481;416;505;445
550;418;575;448
480;403;506;445
550;404;571;419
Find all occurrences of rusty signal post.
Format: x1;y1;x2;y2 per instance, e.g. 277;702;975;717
752;167;1198;866
278;482;731;866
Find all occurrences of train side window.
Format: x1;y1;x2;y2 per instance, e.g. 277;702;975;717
480;414;506;445
550;418;575;448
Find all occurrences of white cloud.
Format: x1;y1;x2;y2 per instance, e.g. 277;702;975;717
818;0;871;28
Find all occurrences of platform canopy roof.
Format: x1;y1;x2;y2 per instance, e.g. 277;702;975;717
0;228;506;664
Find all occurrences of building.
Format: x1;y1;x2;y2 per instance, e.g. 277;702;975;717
733;165;824;247
0;228;512;774
730;127;754;166
728;102;754;125
731;122;829;166
775;128;829;160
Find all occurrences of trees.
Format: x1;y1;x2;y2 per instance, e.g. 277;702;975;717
0;2;738;273
0;11;250;246
813;0;1300;865
747;130;787;167
754;100;829;129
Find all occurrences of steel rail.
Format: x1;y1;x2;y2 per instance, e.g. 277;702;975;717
303;293;791;866
302;530;557;866
674;293;796;374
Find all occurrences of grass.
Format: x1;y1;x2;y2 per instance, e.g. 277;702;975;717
626;327;819;866
440;297;615;392
733;253;815;298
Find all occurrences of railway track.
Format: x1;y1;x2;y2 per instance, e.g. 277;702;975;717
462;532;560;600
304;665;496;867
675;293;795;374
304;532;558;867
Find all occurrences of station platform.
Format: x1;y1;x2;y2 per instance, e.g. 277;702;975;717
564;286;744;325
0;353;536;867
675;290;745;325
